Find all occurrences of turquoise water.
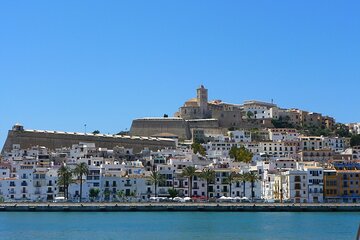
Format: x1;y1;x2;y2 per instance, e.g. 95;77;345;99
0;212;358;240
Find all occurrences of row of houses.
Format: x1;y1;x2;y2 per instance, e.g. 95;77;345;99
0;141;359;203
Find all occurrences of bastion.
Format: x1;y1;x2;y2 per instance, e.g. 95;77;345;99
2;124;176;154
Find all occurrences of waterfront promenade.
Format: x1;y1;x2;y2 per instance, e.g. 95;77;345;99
0;202;360;212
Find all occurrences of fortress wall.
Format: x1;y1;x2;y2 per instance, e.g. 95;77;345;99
129;118;191;140
2;130;176;154
201;128;228;136
187;119;219;129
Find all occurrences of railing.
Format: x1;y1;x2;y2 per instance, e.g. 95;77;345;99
47;190;54;193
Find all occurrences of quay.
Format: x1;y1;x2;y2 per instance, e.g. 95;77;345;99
0;203;360;212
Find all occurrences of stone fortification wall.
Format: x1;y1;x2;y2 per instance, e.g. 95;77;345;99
2;130;176;154
129;118;191;140
187;119;219;129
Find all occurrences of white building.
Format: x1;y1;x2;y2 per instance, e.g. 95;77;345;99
268;128;299;142
228;130;252;143
303;165;324;203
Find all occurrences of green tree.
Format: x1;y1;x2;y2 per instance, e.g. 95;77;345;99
57;165;73;200
199;168;215;200
237;173;249;198
73;162;89;202
335;123;351;137
149;170;165;197
350;134;360;147
116;130;129;135
104;189;111;201
168;188;179;198
224;171;238;197
92;130;100;134
246;172;260;201
271;116;294;128
181;166;197;198
246;111;254;119
116;190;125;202
89;188;100;202
229;146;253;163
191;142;206;156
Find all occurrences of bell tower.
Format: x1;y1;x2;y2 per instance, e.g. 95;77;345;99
197;85;208;117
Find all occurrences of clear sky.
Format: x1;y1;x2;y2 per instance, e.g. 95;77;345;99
1;1;359;147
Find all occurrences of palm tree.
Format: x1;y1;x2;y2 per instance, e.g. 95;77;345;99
73;162;89;202
116;190;125;202
181;166;197;198
199;168;215;200
89;188;100;202
224;171;238;197
149;170;165;197
57;164;73;200
246;171;260;201
238;173;249;198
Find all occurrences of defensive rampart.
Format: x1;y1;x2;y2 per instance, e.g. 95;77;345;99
2;129;176;153
130;118;191;140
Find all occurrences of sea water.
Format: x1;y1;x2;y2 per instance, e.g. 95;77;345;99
0;212;358;240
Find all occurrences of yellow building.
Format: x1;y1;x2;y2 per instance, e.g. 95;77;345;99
323;169;338;202
324;167;360;203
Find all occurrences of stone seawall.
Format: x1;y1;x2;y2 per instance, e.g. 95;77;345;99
0;203;359;212
2;130;176;153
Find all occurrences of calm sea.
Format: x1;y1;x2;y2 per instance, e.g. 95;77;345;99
0;212;358;240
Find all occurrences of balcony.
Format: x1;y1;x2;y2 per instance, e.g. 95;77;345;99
21;182;28;187
21;190;27;194
124;183;132;187
35;190;41;195
47;190;54;194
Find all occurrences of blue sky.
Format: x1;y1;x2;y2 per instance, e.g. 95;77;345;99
1;1;359;146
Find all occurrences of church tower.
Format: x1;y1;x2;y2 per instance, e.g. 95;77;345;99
197;85;208;117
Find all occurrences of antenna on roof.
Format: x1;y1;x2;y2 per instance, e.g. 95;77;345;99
271;99;274;104
84;124;87;135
